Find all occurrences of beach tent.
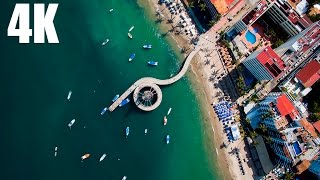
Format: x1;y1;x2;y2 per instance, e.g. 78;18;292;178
231;125;241;140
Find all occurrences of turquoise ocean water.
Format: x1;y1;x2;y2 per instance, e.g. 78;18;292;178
0;0;222;179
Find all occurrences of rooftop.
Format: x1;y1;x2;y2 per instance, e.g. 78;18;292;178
295;160;311;174
210;0;235;15
256;46;286;78
274;0;313;29
295;60;320;88
313;121;320;133
299;118;318;138
276;94;298;120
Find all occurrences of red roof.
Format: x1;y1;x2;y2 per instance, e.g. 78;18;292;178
256;46;286;78
276;94;298;120
295;60;320;87
300;118;318;137
313;121;320;133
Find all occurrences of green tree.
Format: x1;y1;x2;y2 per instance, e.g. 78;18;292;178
309;14;320;22
199;3;206;11
208;20;216;27
310;113;320;122
263;135;273;144
259;123;267;133
272;39;284;48
188;1;195;8
249;131;258;139
284;172;294;180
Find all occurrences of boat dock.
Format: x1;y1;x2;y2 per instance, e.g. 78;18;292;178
108;47;200;112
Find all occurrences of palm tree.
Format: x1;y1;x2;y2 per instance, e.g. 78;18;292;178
167;14;175;24
259;123;267;133
210;63;216;69
263;135;273;144
211;70;219;77
204;59;210;65
188;2;195;8
209;76;215;82
199;3;206;11
156;16;163;24
245;118;251;125
284;172;294;180
208;20;216;27
249;131;258;139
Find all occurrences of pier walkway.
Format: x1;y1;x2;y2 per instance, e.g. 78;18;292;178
108;47;200;112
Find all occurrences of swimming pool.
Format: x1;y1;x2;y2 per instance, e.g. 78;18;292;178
293;141;302;155
245;30;257;44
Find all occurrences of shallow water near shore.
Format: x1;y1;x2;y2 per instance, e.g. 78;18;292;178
0;0;221;179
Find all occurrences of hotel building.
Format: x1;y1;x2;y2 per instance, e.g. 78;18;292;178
227;0;312;37
242;46;286;81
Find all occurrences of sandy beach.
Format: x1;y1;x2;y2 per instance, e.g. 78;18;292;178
140;0;257;179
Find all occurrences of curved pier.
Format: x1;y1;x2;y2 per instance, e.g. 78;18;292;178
108;47;200;112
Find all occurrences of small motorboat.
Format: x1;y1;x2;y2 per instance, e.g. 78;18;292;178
128;53;135;62
119;98;130;107
68;119;76;129
166;135;170;144
125;127;130;137
109;9;114;12
148;61;158;66
102;38;109;46
99;154;107;162
128;33;133;39
129;26;134;32
101;107;108;115
167;108;172;115
122;176;127;180
81;154;90;161
143;45;152;49
112;94;120;102
164;116;167;125
144;129;148;135
54;146;58;157
67;91;72;101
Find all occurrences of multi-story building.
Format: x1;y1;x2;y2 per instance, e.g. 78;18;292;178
245;92;320;167
309;157;320;179
275;21;320;67
242;46;286;81
203;0;219;19
280;60;320;116
246;92;299;130
227;0;313;37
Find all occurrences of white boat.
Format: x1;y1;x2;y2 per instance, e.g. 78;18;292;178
164;116;167;126
101;107;108;115
129;26;134;32
167;108;172;115
166;135;170;144
125;127;130;137
81;154;90;161
102;39;110;46
67;91;72;101
144;129;148;135
109;9;114;12
54;146;58;156
99;154;107;162
128;33;133;39
68;119;75;129
122;176;127;180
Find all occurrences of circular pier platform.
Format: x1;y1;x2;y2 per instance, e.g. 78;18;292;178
133;83;162;111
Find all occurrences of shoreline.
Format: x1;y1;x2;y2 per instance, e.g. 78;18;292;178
139;0;233;179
